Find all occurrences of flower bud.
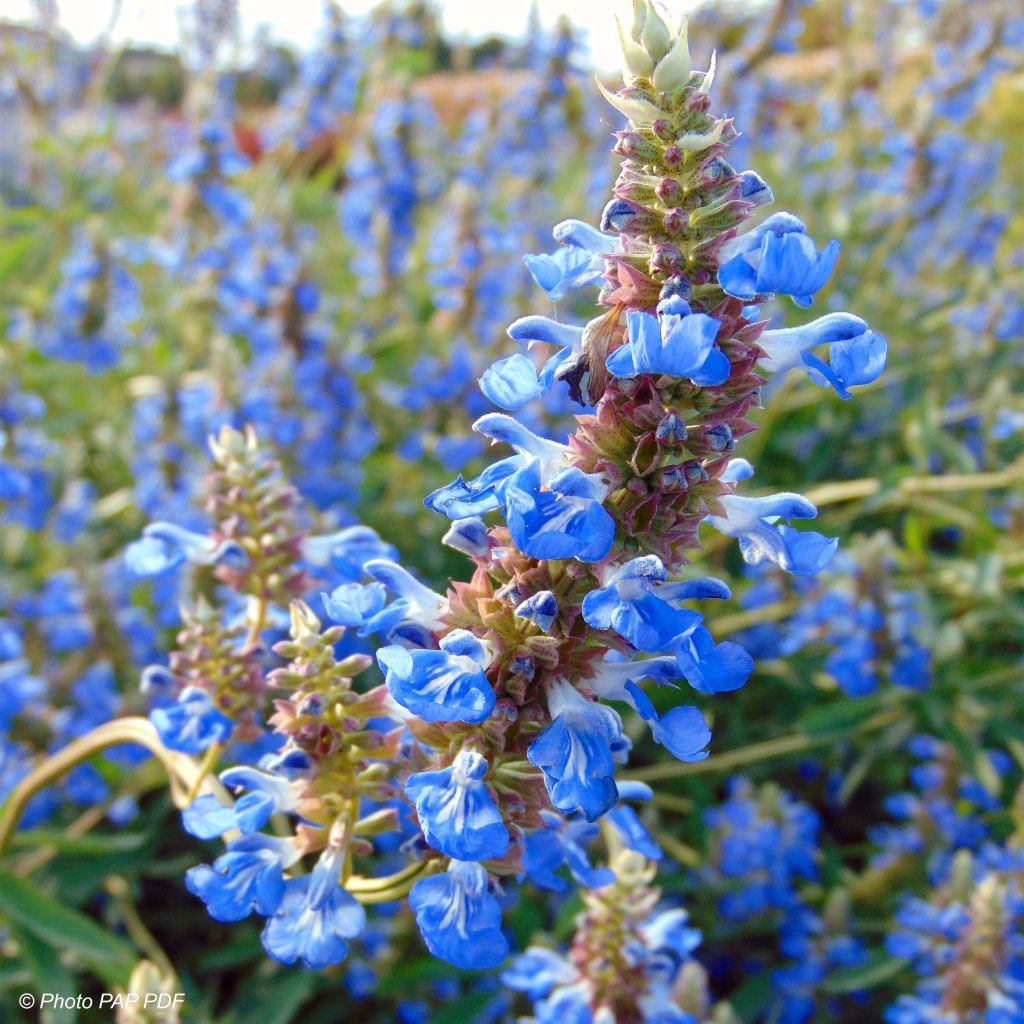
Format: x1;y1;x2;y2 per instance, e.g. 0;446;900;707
614;132;661;163
656;176;684;204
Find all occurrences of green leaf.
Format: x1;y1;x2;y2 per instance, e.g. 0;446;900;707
0;870;136;987
0;235;35;286
822;950;908;994
7;921;78;1024
431;990;498;1024
727;971;774;1022
229;970;316;1024
797;697;880;737
373;957;459;995
8;829;149;856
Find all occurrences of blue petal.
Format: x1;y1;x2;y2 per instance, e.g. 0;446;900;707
674;626;754;694
377;645;495;724
404;752;509;861
830;329;887;393
606;805;662;860
182;794;237;840
261;869;365;969
480;354;550;410
626;682;711;762
527;701;622;822
718;252;759;300
515;590;559;632
775;525;838;576
409;861;509;969
186;842;285;923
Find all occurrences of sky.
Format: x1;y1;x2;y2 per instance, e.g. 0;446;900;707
0;0;647;71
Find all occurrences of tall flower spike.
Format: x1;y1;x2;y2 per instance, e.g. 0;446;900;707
168;3;888;982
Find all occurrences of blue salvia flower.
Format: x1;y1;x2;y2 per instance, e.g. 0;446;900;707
706;493;838;576
718;212;840;307
758;313;888;399
262;846;367;969
404;751;509;861
377;630;495;724
408;860;509;970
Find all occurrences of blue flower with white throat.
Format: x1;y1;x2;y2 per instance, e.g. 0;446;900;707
581;555;730;652
523;218;618;300
404;750;509;862
409;859;509;969
150;686;234;755
707;491;838;577
758;313;887;399
185;834;298;923
261;846;366;969
718;212;840;307
606;295;730;385
503;459;615;563
377;629;494;724
527;679;630;822
424;412;582;521
523;810;617;893
125;522;245;578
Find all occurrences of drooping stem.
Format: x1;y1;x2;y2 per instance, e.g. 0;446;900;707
0;718;217;858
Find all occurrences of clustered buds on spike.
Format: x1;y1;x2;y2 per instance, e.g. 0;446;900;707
266;602;400;854
886;848;1024;1020
503;846;714;1022
165;599;266;741
205;425;312;604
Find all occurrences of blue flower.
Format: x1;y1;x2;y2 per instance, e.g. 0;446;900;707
672;624;754;694
322;581;396;636
605;782;662;860
479;351;569;411
707;493;838;576
404;750;509;861
185;835;293;922
125;523;245;578
719;212;840;307
441;517;490;557
219;766;299;834
363;559;447;643
301;525;398;580
424;458;521;520
581;556;705;651
182;793;238;839
514;590;559;632
523;219;614;300
150;686;234;754
606;297;729;384
426;414;584;523
504;460;614;563
261;849;366;968
0;659;44;730
502;947;578;1001
759;313;887;399
377;629;494;724
523;810;616;892
826;636;879;697
409;860;509;969
644;908;703;963
535;985;593;1024
527;680;627;821
624;682;711;763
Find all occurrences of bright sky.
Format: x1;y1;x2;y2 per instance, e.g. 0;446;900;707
0;0;653;70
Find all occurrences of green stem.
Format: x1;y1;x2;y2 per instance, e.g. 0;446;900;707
0;718;211;858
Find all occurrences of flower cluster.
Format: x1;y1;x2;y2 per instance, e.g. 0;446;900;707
165;0;888;976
